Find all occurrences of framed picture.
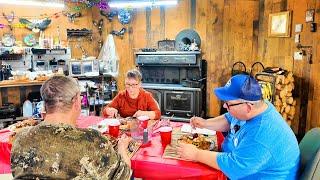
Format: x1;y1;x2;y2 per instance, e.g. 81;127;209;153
268;11;292;37
306;9;315;22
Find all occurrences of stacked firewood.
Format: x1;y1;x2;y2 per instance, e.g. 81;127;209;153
273;72;296;126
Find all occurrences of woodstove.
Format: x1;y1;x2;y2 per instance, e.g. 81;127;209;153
135;51;206;122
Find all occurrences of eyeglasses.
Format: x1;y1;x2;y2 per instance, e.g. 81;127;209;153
125;83;139;88
224;101;253;109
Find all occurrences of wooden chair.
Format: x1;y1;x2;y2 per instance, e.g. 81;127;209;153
299;128;320;180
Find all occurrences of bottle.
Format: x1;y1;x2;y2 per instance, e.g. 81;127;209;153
39;31;43;48
22;100;33;117
143;128;148;144
54;26;61;48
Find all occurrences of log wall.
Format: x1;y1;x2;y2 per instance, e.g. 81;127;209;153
1;0;320;134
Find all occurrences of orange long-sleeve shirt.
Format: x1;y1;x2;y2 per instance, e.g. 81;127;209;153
103;88;161;119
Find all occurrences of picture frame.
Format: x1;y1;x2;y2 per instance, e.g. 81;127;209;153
306;9;315;23
268;11;292;37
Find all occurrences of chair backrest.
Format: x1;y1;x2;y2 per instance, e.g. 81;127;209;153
299;127;320;180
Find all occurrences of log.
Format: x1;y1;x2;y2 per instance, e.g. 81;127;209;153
288;106;296;117
285;105;291;114
286;97;294;104
292;100;297;106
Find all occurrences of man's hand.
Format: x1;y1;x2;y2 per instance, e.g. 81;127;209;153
117;135;132;153
190;116;206;128
176;142;200;161
117;134;132;167
104;107;118;118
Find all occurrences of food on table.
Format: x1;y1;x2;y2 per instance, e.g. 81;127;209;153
178;133;213;150
8;118;39;144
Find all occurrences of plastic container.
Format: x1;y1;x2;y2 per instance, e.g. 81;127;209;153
22;100;33;117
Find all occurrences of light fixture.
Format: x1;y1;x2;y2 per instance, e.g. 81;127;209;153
109;0;178;9
0;0;65;8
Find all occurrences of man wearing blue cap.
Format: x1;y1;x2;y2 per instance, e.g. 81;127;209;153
177;74;300;179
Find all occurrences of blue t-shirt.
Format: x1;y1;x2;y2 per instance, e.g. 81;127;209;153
217;101;300;179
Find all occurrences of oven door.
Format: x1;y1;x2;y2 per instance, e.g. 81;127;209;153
164;90;193;118
144;88;162;111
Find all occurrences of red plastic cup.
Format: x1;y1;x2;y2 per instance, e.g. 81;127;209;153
137;115;149;129
108;119;120;138
159;126;173;147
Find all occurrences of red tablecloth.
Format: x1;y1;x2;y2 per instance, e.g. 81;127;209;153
0;117;226;180
132;122;226;180
0;130;12;174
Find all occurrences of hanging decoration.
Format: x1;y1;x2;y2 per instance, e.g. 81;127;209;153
23;34;37;47
111;27;126;37
100;10;117;22
118;9;132;24
2;11;15;30
64;0;110;12
63;11;82;23
1;33;16;47
19;18;52;33
92;18;104;35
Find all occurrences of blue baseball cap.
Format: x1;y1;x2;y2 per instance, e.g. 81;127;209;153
214;74;262;101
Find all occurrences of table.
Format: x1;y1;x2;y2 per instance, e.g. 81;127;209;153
0;116;226;179
131;122;225;180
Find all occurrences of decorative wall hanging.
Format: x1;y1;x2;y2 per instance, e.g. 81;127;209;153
93;19;104;35
100;10;117;22
63;12;82;23
118;9;132;24
2;11;15;30
23;34;37;47
67;29;92;37
1;33;15;47
305;9;315;23
98;39;103;49
268;11;291;37
111;27;126;37
65;0;110;12
19;18;52;33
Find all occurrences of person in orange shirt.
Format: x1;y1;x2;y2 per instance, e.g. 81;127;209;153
103;69;161;120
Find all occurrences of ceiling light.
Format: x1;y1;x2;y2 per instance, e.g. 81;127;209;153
0;0;65;8
109;0;178;9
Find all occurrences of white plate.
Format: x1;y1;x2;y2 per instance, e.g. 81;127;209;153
89;118;120;133
89;124;108;133
181;124;216;136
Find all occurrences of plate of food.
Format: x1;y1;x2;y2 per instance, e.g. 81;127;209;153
177;133;216;151
8;118;39;144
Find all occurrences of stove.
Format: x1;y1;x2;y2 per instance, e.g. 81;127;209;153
136;51;206;122
142;83;202;121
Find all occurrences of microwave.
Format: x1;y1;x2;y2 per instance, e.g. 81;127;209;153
69;60;99;76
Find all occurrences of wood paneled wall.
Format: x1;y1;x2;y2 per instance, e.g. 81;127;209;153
1;1;319;135
92;0;320;135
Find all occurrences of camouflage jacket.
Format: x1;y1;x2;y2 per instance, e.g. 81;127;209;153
11;123;132;180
